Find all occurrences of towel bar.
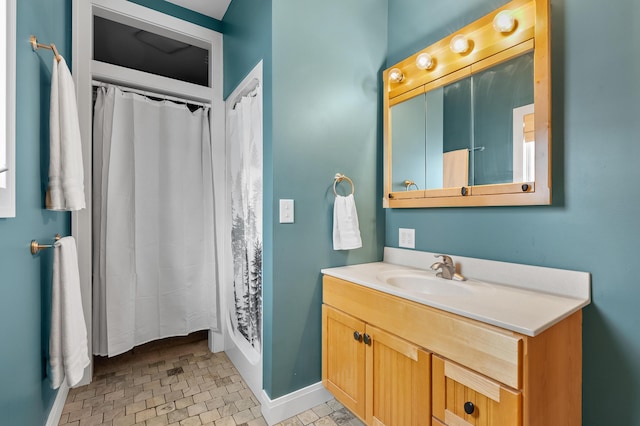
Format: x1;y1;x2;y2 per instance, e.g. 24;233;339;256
31;234;62;255
30;35;61;62
334;173;355;196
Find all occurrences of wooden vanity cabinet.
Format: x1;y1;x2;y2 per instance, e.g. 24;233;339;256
322;305;431;425
322;305;366;419
321;275;582;426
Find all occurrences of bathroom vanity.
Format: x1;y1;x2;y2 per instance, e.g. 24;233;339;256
321;249;590;426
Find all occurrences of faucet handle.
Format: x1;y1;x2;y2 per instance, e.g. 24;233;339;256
434;254;454;265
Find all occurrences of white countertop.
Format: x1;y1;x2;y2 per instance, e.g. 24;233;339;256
321;250;591;337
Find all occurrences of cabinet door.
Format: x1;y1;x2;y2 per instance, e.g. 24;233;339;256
365;324;431;426
432;356;521;426
322;305;366;419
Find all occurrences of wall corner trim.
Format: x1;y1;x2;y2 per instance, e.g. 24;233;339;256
260;382;333;425
45;381;69;426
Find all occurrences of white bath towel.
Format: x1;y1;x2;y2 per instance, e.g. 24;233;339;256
443;148;469;188
46;56;86;211
49;236;90;389
333;194;362;250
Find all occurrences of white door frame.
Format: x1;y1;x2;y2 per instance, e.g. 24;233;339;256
72;0;225;385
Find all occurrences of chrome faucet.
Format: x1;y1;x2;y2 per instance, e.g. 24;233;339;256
430;254;465;281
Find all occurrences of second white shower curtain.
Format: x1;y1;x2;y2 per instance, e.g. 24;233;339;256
93;86;218;356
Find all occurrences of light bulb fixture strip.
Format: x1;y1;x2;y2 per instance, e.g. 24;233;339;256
493;10;516;33
389;68;404;83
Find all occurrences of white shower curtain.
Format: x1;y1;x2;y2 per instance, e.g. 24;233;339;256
227;82;263;352
92;85;218;357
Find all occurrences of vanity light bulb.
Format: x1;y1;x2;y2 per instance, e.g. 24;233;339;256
416;53;434;70
450;35;470;54
389;68;404;83
493;10;516;33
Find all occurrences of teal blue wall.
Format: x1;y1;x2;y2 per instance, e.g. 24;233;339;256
224;0;387;399
386;0;640;424
222;0;274;397
128;0;223;32
0;0;72;424
269;0;387;398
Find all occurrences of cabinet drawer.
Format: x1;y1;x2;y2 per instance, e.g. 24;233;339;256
432;356;521;426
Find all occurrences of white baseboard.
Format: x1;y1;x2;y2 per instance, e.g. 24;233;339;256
46;381;69;426
260;382;333;425
208;329;225;353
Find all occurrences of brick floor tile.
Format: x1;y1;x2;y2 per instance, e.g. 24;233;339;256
213;417;235;426
233;409;254;424
205;397;225;411
112;413;136;426
247;418;268;426
135;407;157;423
146;414;170;425
125;400;146;416
163;390;184;403
183;386;202;398
105;389;125;402
146;395;166;408
217;403;238;418
134;390;154;403
199;409;220;424
187;402;208;417
63;400;84;414
193;391;212;404
68;407;93;423
167;408;189;423
154;400;175;415
296;409;319;425
233;398;255;412
175;396;194;410
102;406;126;422
58;412;70;424
179;416;202;426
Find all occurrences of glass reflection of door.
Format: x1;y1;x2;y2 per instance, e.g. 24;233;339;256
513;104;535;183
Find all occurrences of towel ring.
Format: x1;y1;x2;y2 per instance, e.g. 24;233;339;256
404;180;419;191
333;173;355;196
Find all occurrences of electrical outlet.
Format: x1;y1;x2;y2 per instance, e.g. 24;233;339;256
279;199;294;223
399;228;415;249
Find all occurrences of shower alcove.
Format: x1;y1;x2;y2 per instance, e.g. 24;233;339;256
72;0;225;386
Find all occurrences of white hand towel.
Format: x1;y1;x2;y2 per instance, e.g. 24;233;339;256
46;56;86;211
49;236;90;389
443;148;469;188
333;194;363;250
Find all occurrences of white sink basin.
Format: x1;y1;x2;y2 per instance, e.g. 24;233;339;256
377;271;473;296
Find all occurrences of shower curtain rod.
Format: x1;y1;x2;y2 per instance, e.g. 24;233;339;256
92;80;211;108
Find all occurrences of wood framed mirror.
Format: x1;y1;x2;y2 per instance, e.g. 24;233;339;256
383;0;550;208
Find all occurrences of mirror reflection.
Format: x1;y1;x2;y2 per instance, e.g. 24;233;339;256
391;51;534;192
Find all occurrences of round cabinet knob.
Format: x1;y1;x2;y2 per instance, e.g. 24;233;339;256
353;331;362;342
461;186;468;196
464;401;475;415
363;333;372;345
522;183;530;192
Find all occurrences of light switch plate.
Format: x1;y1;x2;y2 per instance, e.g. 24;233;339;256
399;228;415;249
279;199;294;223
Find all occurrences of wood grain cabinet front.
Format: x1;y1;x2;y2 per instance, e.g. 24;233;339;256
322;305;431;425
321;275;582;426
432;356;521;426
322;305;366;419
